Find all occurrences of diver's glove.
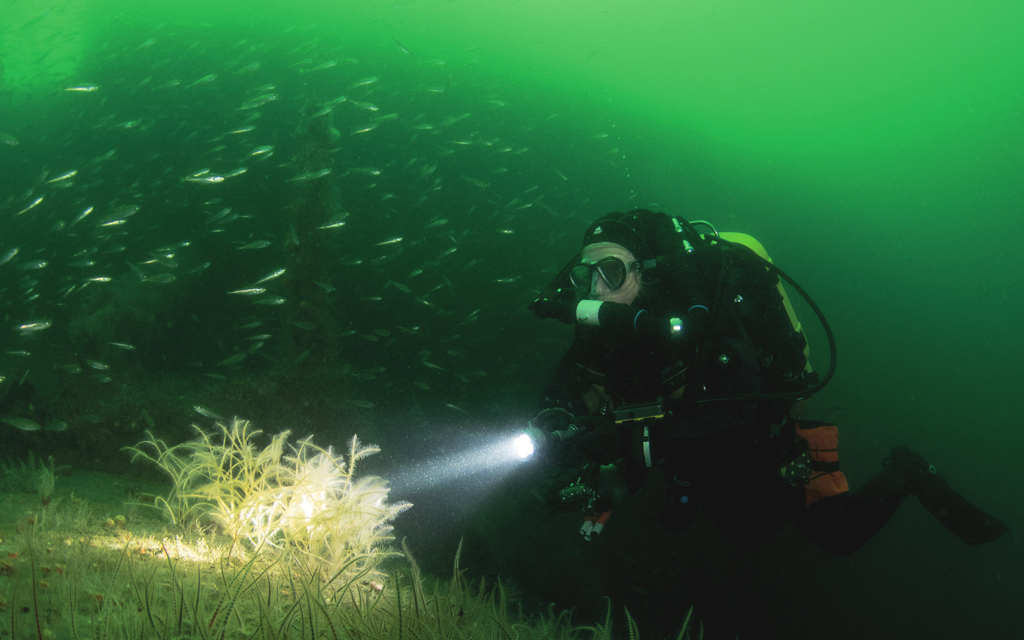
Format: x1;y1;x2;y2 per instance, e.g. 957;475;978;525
530;298;577;324
532;298;709;346
528;407;573;432
573;416;630;465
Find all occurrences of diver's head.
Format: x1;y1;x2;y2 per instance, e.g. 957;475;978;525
572;210;662;304
572;242;641;304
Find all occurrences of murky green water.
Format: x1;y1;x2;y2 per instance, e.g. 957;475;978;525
1;1;1021;637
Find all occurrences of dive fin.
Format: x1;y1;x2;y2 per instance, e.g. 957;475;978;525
884;446;1009;545
915;476;1010;545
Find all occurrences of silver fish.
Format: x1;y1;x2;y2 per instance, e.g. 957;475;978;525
46;170;78;183
17;321;52;334
238;240;271;250
253;268;285;284
2;417;42;431
253;296;286;305
15;197;44;216
193;405;225;420
0;247;19;265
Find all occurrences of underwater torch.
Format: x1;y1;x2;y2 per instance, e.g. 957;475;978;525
513;420;587;461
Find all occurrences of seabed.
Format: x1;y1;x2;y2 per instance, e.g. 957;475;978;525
0;457;695;640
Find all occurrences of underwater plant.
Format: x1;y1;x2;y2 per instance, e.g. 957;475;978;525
125;417;410;582
2;452;56;505
34;455;56;507
1;452;36;494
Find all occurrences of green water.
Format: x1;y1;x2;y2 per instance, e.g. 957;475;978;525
1;1;1021;637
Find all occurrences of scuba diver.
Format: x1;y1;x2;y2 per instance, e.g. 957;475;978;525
526;209;1008;554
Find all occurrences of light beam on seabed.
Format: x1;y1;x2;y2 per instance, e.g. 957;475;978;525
385;433;523;496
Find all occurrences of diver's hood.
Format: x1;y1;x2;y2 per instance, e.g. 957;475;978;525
535;209;707;306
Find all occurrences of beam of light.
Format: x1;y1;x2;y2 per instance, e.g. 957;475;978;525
386;434;523;496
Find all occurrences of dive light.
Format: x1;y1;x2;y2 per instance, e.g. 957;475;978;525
532;298;707;344
513;422;586;461
515;399;668;462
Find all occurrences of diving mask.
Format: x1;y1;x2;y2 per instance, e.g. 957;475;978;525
569;256;639;294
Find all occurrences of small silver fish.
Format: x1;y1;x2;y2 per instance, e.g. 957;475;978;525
185;175;225;184
2;417;42;431
193;405;225;420
253;268;285;284
0;247;19;265
317;219;347;230
69;206;93;228
15;197;44;216
253;296;286;305
17;321;52;334
289;168;331;182
46;170;78;184
392;38;413;55
238;240;271;250
189;74;218;87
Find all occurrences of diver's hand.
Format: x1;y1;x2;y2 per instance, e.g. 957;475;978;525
530;298;576;324
573;416;629;465
528;407;573;435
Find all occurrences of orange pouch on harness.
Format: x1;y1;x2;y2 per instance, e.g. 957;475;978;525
796;421;850;507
